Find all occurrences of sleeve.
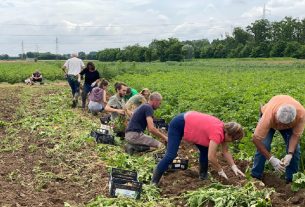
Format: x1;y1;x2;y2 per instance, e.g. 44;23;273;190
107;96;117;108
96;71;100;79
63;60;68;68
293;115;305;136
144;105;154;118
79;68;87;75
80;60;85;68
253;113;272;140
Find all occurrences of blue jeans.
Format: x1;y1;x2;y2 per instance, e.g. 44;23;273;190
82;83;93;108
251;128;301;182
153;113;209;178
67;75;80;97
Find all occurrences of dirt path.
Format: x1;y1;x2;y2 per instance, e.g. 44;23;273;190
0;84;108;207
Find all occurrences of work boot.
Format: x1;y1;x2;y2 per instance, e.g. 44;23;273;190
151;169;163;185
124;144;135;155
72;99;77;108
199;165;208;180
133;144;150;152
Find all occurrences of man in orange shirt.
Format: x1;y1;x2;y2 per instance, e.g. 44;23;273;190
251;95;305;183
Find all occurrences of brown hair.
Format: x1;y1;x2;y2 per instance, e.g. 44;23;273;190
224;122;244;141
98;79;109;88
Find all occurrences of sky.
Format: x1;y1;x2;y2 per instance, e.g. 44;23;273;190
0;0;305;56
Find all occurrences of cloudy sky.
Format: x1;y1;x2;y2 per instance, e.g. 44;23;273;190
0;0;304;56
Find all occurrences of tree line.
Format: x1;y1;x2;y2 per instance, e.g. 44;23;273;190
1;16;305;61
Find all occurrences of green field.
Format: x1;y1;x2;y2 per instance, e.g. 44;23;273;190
1;58;305;206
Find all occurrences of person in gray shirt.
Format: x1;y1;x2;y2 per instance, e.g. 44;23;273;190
105;82;127;120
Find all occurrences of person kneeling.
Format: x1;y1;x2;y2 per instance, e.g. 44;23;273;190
124;92;167;155
88;79;108;115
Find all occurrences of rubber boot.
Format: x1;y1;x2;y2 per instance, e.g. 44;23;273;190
199;164;208;180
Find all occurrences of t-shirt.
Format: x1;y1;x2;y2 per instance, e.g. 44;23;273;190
125;94;147;111
108;94;126;120
254;95;305;140
89;87;104;103
79;68;100;84
125;88;138;101
126;104;154;132
63;57;85;75
183;111;225;147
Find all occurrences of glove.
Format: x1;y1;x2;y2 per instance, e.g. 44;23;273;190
91;82;96;87
282;154;293;167
218;169;228;180
269;156;285;173
231;164;245;177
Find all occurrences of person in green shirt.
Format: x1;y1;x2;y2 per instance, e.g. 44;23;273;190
124;87;138;101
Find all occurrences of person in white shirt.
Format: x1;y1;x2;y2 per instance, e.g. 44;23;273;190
62;53;85;108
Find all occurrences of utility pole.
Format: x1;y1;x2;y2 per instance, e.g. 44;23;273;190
262;4;270;19
55;37;58;60
21;40;25;60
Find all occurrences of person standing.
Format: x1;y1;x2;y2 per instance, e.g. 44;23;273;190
251;95;305;183
151;111;245;185
62;53;85;108
79;62;100;110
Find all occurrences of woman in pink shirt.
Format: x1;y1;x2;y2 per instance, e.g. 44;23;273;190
151;111;245;185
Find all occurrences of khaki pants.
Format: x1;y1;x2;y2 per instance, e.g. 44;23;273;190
125;131;161;148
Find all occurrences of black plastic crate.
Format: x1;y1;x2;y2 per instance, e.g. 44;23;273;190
154;153;189;170
90;129;114;145
153;118;169;130
111;168;138;181
100;114;111;125
109;168;142;199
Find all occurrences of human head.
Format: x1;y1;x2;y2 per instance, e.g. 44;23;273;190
114;82;127;97
276;104;296;124
86;62;95;71
71;53;78;58
224;122;244;142
126;87;131;96
98;79;109;90
140;88;150;100
149;92;162;110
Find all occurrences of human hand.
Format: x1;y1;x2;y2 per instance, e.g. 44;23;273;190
281;154;293;167
231;164;245;177
269;156;285;173
91;82;96;87
218;169;228;180
117;109;125;115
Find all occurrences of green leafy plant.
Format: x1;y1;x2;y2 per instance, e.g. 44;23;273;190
184;182;273;207
291;172;305;192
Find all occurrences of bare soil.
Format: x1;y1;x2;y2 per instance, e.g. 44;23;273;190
0;84;108;207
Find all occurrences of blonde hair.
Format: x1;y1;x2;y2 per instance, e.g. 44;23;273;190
224;122;244;141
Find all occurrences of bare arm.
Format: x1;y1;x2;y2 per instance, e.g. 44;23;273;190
208;140;222;171
102;91;107;105
288;133;301;154
104;104;125;115
252;136;272;160
221;142;235;166
146;116;168;142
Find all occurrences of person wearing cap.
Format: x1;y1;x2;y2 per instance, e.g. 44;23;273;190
251;95;305;183
125;88;151;117
62;53;85;108
151;111;245;185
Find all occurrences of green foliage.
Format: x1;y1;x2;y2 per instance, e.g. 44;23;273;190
184;182;273;207
291;172;305;192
